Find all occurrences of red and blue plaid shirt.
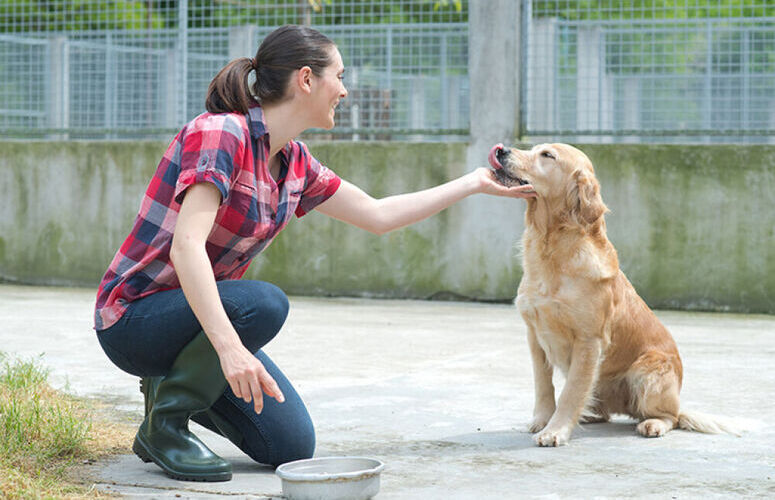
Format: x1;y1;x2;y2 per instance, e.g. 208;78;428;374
94;105;341;331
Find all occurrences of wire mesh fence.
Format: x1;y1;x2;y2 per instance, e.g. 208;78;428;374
0;0;468;140
524;1;775;143
1;1;773;143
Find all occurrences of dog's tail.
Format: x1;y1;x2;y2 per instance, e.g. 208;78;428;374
677;410;744;436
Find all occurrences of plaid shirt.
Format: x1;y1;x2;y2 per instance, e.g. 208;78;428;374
94;105;341;331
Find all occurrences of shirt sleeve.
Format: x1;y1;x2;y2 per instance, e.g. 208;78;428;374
294;141;342;218
173;113;247;206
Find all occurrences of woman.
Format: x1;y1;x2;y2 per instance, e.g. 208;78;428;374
94;25;536;482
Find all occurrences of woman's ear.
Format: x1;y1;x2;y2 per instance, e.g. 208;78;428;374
573;169;608;226
296;66;313;94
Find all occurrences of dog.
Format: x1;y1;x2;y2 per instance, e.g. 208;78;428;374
488;143;741;446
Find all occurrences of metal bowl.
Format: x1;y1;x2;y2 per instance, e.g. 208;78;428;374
275;456;385;500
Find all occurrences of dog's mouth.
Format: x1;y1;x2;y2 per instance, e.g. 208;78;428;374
488;144;530;187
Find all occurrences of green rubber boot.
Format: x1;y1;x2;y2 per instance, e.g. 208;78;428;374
140;376;161;417
141;374;246;453
132;332;232;482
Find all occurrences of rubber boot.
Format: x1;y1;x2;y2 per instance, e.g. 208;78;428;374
140;376;161;417
132;332;233;482
141;376;246;454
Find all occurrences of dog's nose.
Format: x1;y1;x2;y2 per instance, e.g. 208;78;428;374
495;147;507;161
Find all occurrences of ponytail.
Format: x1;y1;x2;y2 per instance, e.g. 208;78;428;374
205;57;257;114
204;25;336;114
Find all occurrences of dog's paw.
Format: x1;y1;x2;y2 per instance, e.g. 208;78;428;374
534;426;571;447
528;406;556;433
528;415;551;433
580;413;609;424
636;418;672;438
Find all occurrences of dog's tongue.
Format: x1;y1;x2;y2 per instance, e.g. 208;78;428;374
488;143;504;170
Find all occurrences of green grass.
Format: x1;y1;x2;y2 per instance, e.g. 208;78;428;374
0;352;132;499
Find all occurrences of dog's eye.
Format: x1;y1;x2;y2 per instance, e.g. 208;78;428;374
541;151;555;160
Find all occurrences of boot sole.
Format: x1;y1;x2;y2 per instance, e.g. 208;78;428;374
132;434;232;482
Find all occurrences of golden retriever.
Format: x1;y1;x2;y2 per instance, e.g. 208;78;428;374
489;143;740;446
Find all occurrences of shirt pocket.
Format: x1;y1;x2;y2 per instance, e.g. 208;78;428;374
232;180;259;213
220;181;261;237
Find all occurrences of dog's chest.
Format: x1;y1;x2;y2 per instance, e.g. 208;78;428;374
516;280;578;374
536;327;573;375
516;239;614;373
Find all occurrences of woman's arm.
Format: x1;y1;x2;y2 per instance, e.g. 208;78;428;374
170;183;284;412
315;167;536;235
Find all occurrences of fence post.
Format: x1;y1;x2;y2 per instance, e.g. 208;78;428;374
177;0;188;126
409;76;425;140
467;0;521;153
48;36;69;139
528;17;557;134
228;24;257;61
703;21;712;142
577;26;612;142
350;66;360;141
165;49;178;129
105;33;116;137
441;32;448;131
460;0;525;298
743;28;749;136
622;77;640;142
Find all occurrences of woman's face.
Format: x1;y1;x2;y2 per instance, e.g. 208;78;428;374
310;47;348;130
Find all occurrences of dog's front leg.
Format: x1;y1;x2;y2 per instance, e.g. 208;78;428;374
526;326;555;432
535;338;602;447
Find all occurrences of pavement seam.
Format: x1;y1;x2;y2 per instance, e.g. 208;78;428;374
94;479;281;498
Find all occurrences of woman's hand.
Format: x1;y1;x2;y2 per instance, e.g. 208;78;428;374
470;167;538;199
217;343;285;414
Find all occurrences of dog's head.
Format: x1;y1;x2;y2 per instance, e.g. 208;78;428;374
489;143;608;226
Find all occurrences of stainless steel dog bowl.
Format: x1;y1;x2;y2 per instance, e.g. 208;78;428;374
275;456;385;500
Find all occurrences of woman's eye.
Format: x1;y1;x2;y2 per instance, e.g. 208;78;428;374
541;151;555;159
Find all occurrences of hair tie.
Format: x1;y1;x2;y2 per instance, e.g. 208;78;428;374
250;58;257;70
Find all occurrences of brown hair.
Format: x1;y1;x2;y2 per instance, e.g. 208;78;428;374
205;25;336;114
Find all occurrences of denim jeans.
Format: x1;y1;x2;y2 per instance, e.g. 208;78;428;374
96;280;315;466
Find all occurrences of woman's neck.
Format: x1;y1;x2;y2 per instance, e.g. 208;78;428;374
261;101;309;157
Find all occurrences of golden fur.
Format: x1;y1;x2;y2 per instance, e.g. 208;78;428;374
497;143;739;446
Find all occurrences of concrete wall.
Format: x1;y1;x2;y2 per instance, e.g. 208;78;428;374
1;141;773;313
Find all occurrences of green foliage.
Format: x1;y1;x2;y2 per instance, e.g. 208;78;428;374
0;0;468;33
0;354;91;468
0;353;131;498
0;352;133;500
188;0;466;28
2;0;772;34
532;0;775;20
538;1;775;76
0;0;165;32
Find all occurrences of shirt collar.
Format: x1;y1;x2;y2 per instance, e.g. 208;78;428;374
247;104;268;139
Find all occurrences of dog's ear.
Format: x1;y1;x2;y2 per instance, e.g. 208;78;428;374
572;169;608;226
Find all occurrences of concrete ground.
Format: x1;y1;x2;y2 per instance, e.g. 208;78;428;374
1;283;774;499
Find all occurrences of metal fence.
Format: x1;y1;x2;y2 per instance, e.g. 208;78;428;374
524;1;775;143
1;1;774;143
0;0;468;140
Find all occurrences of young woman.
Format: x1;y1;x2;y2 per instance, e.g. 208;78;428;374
94;25;536;482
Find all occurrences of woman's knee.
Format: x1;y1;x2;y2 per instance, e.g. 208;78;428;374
219;281;289;350
267;415;316;466
257;282;290;330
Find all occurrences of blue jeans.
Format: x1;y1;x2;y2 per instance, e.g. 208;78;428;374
96;280;314;466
